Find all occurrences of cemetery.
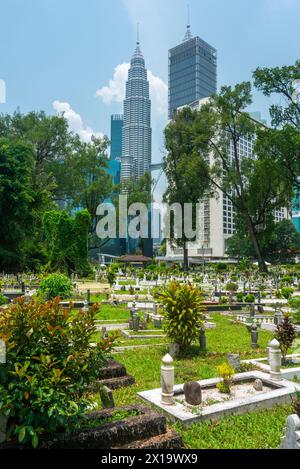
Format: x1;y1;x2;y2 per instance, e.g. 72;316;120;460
1;263;300;449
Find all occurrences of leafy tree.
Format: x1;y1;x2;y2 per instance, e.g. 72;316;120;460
0;138;34;269
61;136;112;232
43;209;92;276
163;107;210;271
193;83;291;272
253;61;300;190
227;219;300;264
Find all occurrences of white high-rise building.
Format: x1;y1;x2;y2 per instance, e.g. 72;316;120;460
121;36;152;182
166;99;289;262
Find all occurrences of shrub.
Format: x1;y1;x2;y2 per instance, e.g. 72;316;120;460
275;314;297;364
39;273;73;300
0;298;106;448
0;293;8;306
281;287;294;300
275;290;283;299
244;294;255;304
226;283;238;292
216;263;227;272
216;363;235;394
155;282;205;351
219;296;229;305
236;292;244;302
106;269;116;287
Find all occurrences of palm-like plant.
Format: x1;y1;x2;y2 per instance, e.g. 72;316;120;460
155;282;205;351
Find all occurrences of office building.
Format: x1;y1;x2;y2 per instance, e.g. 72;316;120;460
168;22;217;119
110;114;123;160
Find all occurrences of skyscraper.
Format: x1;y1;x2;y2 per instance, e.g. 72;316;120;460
121;35;152;182
110;114;123;160
168;21;217;119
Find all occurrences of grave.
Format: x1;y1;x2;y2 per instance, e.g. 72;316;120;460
138;354;300;426
94;359;135;390
2;405;182;449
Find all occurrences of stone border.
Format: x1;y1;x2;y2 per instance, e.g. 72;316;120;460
243;354;300;380
121;330;166;340
138;371;300;426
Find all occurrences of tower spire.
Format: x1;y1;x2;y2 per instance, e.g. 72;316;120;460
137;22;140;45
183;4;193;42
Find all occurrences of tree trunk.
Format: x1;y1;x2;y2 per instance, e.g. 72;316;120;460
246;218;268;273
183;241;189;272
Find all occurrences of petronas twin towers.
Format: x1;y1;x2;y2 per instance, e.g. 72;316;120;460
121;36;152;183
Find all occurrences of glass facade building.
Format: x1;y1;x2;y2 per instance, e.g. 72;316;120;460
121;39;152;181
110;114;123;160
168;26;217;119
292;181;300;233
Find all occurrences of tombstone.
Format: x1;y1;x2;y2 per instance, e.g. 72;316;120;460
101;327;108;339
253;379;263;391
86;289;91;305
199;329;207;352
269;338;282;381
132;313;140;332
257;291;261;304
153;317;162;329
227;354;241;371
249;304;255;318
183;382;202;406
21;281;25;294
100;385;115;409
161;354;174;406
274;305;283;325
280;414;300;449
169;343;181;358
251;324;259;349
258;305;264;314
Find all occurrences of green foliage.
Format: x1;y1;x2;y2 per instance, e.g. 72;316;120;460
236;292;245;302
226;282;238;292
216;263;227;272
219;296;229;305
281;287;294;300
0;298;106;447
155;282;205;350
0;293;8;306
293;391;300;418
0;139;35;269
106;269;116;287
244;294;255;304
275;315;297;364
39;273;73;300
216;363;235;394
43;210;92;276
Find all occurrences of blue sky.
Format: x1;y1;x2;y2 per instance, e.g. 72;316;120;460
0;0;299;169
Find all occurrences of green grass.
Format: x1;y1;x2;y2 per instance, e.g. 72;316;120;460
173;405;293;449
95;312;297;449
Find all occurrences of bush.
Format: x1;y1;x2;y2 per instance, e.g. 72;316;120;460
155;282;205;351
216;363;235;394
226;283;238;292
216;263;227;272
236;292;244;302
106;269;116;287
39;273;73;300
244;294;255;304
275;314;297;364
281;287;294;300
0;298;106;447
0;293;8;306
219;296;229;305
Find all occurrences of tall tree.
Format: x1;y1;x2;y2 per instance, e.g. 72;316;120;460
193;83;291;272
253;61;300;190
0;138;34;269
164;107;210;271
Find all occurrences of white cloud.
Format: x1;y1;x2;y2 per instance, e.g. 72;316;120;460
96;63;129;105
52;100;103;143
96;63;168;118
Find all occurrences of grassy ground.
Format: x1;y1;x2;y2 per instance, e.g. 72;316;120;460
94;311;297;449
